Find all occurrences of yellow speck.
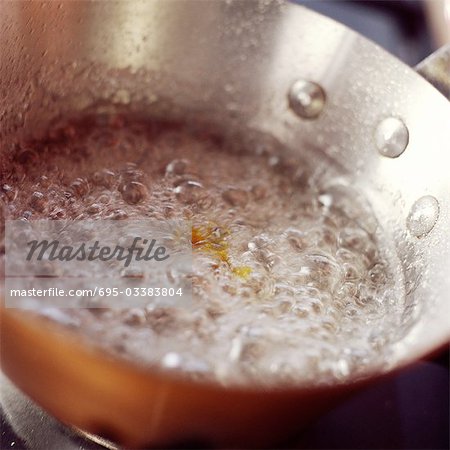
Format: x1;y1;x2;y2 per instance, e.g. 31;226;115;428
192;223;251;279
232;265;252;279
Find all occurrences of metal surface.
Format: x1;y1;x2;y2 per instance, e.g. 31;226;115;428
1;0;450;447
416;44;450;99
424;0;450;47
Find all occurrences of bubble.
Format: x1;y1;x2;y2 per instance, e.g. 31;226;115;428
284;228;308;252
1;184;16;202
275;298;294;315
332;358;350;379
174;180;204;204
295;285;321;298
342;262;362;281
122;165;144;182
162;352;182;369
288;79;326;119
251;184;267;200
318;194;332;208
256;248;281;269
354;287;375;307
70;177;90;197
30;191;46;212
336;247;359;263
119;181;149;204
222;188;248;207
120;267;145;279
375;117;409;158
97;193;111;204
344;304;359;316
49;207;65;219
86;203;102;215
166;159;188;175
368;263;386;285
339;228;377;266
1;117;407;387
248;234;271;250
39;175;51;188
295;252;342;292
93;169;116;188
406;195;439;238
109;209;128;220
292;297;324;317
123;308;146;326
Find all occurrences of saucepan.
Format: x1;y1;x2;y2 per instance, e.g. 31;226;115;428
1;1;449;448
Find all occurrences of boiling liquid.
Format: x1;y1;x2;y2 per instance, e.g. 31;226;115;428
1;115;406;386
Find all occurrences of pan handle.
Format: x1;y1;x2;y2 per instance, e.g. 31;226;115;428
415;44;450;100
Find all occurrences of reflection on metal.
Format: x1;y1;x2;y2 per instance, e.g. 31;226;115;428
416;45;450;100
424;0;450;47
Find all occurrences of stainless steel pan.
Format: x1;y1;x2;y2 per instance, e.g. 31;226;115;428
1;1;449;448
